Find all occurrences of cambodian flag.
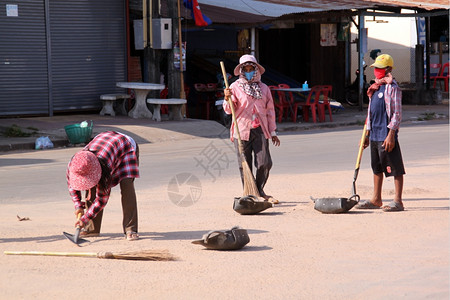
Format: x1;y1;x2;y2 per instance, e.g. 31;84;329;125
183;0;212;27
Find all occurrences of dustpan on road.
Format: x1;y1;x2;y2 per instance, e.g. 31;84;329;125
313;123;367;214
233;195;273;215
313;195;360;214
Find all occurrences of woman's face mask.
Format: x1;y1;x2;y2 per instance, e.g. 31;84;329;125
374;68;386;79
244;71;255;81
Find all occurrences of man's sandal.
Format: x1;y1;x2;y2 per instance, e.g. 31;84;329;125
356;200;382;209
382;201;404;212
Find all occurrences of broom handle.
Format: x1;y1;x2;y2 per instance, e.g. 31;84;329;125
355;123;367;170
4;250;174;261
351;123;367;195
4;251;97;258
220;61;244;153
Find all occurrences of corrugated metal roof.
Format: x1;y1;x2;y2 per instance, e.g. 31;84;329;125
185;3;274;24
256;0;449;11
358;0;449;10
198;0;449;19
198;0;323;17
159;0;448;26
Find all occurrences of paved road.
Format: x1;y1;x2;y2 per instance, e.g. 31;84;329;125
1;122;446;204
0;122;448;299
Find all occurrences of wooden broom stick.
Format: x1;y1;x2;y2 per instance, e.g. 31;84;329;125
4;250;176;261
220;61;260;198
352;122;367;196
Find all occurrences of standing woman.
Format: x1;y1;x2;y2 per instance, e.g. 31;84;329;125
223;54;281;203
67;131;140;240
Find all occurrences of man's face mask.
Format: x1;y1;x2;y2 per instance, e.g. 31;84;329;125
244;71;255;81
374;68;386;79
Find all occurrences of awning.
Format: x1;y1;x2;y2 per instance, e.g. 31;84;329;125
200;0;449;16
160;0;449;26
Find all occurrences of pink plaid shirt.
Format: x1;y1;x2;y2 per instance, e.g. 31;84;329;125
223;79;277;141
67;131;139;224
366;80;402;131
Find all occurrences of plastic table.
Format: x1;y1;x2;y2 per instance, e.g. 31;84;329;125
116;82;165;119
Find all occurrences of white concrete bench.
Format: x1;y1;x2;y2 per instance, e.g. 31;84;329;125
146;98;187;122
99;93;131;116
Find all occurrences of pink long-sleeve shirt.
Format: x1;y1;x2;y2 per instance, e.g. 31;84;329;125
223;79;277;141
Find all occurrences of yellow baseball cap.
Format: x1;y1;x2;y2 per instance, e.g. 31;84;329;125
370;54;394;68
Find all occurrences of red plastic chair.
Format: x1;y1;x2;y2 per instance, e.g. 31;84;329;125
159;87;169;115
184;85;190;99
269;85;288;123
299;86;323;123
429;63;441;81
315;85;333;122
277;84;294;103
159;86;190;117
206;83;217;91
278;83;298;122
433;62;449;92
196;83;216;120
194;83;206;92
268;85;278;101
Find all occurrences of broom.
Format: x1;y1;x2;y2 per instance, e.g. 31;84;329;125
220;61;260;198
4;250;176;261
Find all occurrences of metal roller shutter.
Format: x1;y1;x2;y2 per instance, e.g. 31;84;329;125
0;1;49;115
49;0;126;112
0;0;126;116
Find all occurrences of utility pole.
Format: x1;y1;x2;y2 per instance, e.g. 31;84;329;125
167;0;181;100
142;0;162;99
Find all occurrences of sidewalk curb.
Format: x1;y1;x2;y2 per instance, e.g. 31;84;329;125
1;117;447;152
0;139;69;152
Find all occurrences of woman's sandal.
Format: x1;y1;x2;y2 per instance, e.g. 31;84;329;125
126;231;139;241
80;230;100;237
263;195;280;204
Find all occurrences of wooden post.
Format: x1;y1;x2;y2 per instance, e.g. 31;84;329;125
177;0;186;100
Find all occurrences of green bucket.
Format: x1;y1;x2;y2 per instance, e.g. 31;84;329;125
64;120;93;144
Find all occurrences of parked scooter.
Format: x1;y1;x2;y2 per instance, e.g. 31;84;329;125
345;49;381;106
345;63;369;106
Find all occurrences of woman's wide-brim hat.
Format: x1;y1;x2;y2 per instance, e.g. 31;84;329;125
233;54;265;76
68;151;101;191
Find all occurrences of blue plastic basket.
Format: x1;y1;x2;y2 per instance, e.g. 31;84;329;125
64;120;93;144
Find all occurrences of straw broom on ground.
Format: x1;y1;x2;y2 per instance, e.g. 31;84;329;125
220;61;261;198
4;250;176;261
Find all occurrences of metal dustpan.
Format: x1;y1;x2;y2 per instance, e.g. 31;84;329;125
313;194;360;214
63;229;89;246
63;212;89;246
314;124;367;214
233;195;273;215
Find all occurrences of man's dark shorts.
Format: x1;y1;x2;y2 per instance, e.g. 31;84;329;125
370;140;405;177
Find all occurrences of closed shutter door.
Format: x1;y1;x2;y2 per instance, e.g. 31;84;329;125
0;1;49;116
50;1;126;111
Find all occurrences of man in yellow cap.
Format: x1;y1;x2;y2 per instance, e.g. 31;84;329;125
356;54;405;212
